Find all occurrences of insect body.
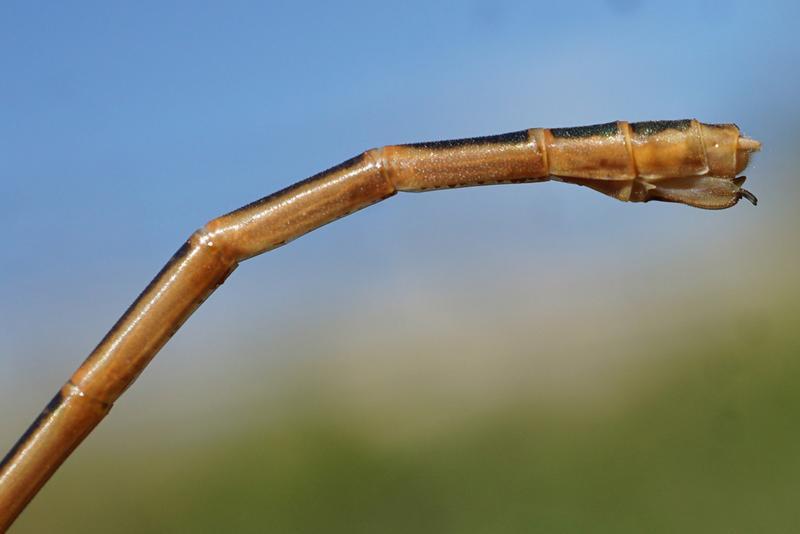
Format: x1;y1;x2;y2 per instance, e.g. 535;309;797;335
0;119;760;529
540;119;759;208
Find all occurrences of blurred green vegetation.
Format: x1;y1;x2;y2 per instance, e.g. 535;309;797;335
15;299;800;533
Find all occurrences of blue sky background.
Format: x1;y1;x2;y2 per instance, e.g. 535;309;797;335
1;4;800;529
2;0;799;397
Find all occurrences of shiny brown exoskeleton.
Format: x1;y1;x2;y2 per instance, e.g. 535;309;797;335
542;119;759;209
0;119;760;530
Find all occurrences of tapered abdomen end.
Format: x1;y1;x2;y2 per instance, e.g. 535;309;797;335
736;136;761;175
640;124;761;209
550;120;761;209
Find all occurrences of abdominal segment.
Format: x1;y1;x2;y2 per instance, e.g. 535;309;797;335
541;119;760;209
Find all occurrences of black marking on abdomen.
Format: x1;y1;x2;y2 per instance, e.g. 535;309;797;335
406;130;529;150
231;153;369;216
314;153;368;177
631;119;692;136
0;391;65;468
551;121;619;139
80;240;195;368
702;122;738;130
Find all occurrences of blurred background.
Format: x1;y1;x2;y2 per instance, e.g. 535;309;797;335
1;1;799;532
